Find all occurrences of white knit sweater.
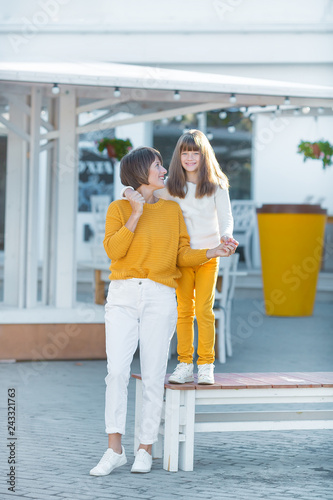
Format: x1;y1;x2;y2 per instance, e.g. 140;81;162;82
154;182;233;249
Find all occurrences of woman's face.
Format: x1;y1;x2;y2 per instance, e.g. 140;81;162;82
147;157;167;189
180;149;201;174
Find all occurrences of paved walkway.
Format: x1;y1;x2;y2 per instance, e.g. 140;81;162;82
0;298;333;500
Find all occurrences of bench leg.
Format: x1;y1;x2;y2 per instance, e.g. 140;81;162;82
152;429;163;458
216;308;226;363
225;300;233;357
179;390;195;472
133;378;142;455
163;389;181;472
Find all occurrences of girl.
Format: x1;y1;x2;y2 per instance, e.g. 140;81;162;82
123;131;238;385
90;147;234;476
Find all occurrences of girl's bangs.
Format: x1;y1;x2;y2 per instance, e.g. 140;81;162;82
179;135;200;152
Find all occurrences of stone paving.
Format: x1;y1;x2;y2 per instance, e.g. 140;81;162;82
0;298;333;500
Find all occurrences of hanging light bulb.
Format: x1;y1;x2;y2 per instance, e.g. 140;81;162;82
173;90;180;100
284;96;291;105
293;108;301;116
52;83;60;95
249;114;256;122
207;131;214;140
227;125;236;133
175;115;183;121
161;118;169;125
317;107;324;114
219;110;227;119
229;93;237;104
302;106;311;114
275;105;282;116
239;106;247;113
114;87;121;98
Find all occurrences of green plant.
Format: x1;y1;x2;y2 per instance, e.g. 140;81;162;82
97;137;133;161
297;140;333;169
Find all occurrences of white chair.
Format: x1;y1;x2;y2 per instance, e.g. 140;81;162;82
214;253;240;362
231;200;256;269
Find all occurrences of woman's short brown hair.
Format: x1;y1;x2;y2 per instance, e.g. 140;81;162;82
120;147;163;189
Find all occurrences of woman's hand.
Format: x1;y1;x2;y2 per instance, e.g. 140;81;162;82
206;238;239;259
126;190;145;216
124;190;146;232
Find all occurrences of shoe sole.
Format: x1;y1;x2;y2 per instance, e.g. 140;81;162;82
168;376;194;384
131;467;151;473
89;458;127;476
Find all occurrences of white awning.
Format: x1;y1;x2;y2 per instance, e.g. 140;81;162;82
0;61;333;109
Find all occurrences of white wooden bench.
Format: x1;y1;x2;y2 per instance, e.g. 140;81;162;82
132;372;333;472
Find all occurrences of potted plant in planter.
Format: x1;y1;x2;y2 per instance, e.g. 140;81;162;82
97;137;133;161
297;140;333;169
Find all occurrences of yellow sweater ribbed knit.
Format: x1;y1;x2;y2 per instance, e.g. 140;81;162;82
104;198;209;288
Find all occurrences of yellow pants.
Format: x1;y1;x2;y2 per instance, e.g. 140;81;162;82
176;258;219;365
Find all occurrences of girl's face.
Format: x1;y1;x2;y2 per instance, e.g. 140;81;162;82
147;156;167;189
180;149;201;175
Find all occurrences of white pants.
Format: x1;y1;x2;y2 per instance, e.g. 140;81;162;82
104;278;177;444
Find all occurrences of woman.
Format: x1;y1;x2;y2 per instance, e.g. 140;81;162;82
90;147;237;476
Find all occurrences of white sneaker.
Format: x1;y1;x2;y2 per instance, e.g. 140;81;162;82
168;363;194;384
198;364;215;384
131;449;152;473
90;446;127;476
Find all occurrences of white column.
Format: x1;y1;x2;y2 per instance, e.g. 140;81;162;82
41;99;57;305
3;97;28;306
197;112;207;134
54;89;78;308
26;87;42;308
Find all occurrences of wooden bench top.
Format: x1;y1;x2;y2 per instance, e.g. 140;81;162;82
132;372;333;390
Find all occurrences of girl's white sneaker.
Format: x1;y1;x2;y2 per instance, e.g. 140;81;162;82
198;364;215;384
168;363;194;384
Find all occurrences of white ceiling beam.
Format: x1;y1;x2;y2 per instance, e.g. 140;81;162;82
81;109;116;126
0;113;30;142
3;93;31;115
76;96;129;114
40;118;54;132
40;140;55;153
75;101;229;135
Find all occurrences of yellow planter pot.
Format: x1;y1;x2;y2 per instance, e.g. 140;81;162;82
256;204;327;316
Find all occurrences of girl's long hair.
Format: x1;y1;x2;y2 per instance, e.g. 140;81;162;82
166;129;229;199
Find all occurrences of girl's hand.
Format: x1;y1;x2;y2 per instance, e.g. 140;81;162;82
221;235;238;246
206;239;239;259
127;190;145;216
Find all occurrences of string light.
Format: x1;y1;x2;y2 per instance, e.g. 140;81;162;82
229;93;237;104
302;106;311;114
275;105;282;116
114;87;121;98
227;125;236;133
173;90;180;100
284;96;291;105
52;83;60;95
219;110;227;119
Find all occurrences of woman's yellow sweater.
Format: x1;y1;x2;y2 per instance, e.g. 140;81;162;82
104;198;209;288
